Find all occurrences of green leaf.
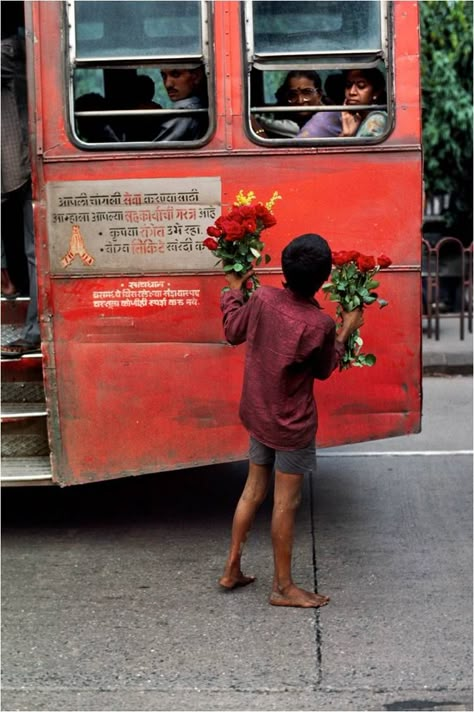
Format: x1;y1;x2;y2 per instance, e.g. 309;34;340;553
232;263;244;272
250;247;261;259
264;254;271;264
363;353;376;366
366;279;380;289
223;264;236;272
378;298;389;309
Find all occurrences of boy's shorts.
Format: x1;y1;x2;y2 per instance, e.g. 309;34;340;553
249;436;316;476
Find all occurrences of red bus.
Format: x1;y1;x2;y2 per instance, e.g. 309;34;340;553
1;0;422;486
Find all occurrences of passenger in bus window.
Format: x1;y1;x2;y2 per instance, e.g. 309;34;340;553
154;66;208;142
219;234;364;608
294;72;345;139
124;74;163;142
340;68;387;137
74;93;122;143
297;68;387;139
254;70;328;139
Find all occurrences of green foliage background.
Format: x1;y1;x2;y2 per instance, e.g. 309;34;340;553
420;0;473;241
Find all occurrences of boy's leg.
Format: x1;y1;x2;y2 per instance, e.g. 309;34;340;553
219;461;272;589
270;469;330;608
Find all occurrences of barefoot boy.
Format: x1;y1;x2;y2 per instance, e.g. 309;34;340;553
219;233;363;608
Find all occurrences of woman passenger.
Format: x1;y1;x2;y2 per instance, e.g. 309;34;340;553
297;68;387;139
340;68;387;137
253;70;327;138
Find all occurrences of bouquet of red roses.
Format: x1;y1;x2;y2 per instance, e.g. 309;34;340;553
203;189;281;300
322;250;392;370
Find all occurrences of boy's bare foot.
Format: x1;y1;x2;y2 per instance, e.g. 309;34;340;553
219;571;256;590
269;584;330;608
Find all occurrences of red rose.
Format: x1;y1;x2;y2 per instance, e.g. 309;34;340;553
254;203;267;217
203;237;219;250
332;251;358;266
262;213;277;228
377;254;392;268
255;204;277;228
238;205;257;220
242;218;257;234
347;250;360;262
228;207;244;223
207;225;222;238
222;219;246;241
332;251;348;266
357;254;376;272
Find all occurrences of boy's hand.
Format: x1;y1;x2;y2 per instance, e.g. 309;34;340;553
336;308;364;343
225;269;254;291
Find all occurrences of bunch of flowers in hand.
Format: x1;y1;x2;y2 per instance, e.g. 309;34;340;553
203;189;281;300
322;251;392;370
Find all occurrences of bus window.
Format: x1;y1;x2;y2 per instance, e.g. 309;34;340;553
68;0;212;148
244;0;391;144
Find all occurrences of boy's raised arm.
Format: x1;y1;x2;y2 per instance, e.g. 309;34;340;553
220;269;254;345
312;308;364;380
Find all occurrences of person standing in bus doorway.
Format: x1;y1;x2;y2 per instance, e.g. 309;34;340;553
154;66;208;142
218;234;364;607
1;17;40;358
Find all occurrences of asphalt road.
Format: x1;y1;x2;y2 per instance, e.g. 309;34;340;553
1;376;472;712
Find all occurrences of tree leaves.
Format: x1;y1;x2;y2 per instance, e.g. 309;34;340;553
420;0;473;238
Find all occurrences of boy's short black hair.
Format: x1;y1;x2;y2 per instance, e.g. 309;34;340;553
281;233;332;298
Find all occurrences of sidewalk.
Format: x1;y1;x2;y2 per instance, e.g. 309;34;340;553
422;315;473;375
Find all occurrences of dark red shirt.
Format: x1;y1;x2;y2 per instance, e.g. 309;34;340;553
221;286;344;450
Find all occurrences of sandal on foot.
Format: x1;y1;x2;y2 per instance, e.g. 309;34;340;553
1;339;41;358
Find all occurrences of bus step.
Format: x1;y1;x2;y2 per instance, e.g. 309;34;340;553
1;416;49;457
1;381;45;403
1;456;53;486
1;353;44;382
0;297;29;326
1;402;48;420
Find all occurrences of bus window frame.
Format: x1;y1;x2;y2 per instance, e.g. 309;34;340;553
66;0;214;150
243;0;394;147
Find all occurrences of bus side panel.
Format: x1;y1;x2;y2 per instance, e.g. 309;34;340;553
317;271;422;447
49;270;420;485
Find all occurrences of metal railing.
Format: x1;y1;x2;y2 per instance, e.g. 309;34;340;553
422;237;473;341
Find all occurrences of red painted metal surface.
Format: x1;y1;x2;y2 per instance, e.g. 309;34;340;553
27;1;423;485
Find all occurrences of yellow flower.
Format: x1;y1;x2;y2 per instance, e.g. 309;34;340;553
265;191;282;211
234;189;282;211
234;190;256;206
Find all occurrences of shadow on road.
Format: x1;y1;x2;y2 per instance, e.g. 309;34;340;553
1;462;266;529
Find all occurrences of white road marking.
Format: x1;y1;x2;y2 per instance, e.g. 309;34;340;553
319;450;472;457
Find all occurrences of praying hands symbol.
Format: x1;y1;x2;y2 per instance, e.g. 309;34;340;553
61;225;95;268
